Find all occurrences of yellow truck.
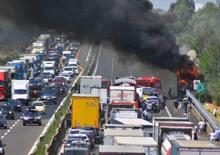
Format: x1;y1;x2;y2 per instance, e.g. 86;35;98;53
71;94;100;128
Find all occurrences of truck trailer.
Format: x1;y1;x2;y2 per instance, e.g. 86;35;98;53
0;70;11;100
71;94;100;129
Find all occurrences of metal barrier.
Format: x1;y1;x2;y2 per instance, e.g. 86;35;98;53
186;90;219;131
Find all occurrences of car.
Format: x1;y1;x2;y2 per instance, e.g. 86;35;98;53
40;86;58;104
73;66;79;74
30;101;46;114
145;96;160;113
40;72;53;84
64;140;90;155
22;110;42;126
0;140;6;155
5;99;22;112
0;105;15;120
0;115;7;129
62;66;74;77
58;73;71;83
67;134;92;149
51;77;66;86
54;84;66;95
29;78;45;98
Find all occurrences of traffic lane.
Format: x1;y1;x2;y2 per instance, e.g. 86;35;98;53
78;43;92;67
1;85;70;155
96;43;177;94
3;119;48;155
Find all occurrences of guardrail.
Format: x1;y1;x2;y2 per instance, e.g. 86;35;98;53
186;90;219;131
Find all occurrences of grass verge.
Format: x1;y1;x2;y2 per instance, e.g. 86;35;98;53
33;93;72;155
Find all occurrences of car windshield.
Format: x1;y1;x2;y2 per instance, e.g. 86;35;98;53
32;102;43;106
30;79;40;84
142;88;154;95
63;53;71;57
23;111;35;117
0;81;5;87
64;68;72;71
0;115;4;120
41;73;51;78
14;89;27;94
44;67;54;70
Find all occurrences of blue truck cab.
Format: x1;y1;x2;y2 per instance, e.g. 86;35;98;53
7;60;25;80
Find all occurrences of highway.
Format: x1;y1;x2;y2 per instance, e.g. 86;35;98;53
95;43;181;118
0;42;92;155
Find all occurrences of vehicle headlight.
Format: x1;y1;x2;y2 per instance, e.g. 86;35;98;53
9;111;12;114
36;116;41;120
17;105;21;107
52;96;56;99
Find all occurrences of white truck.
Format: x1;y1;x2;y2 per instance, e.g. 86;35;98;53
91;88;108;110
31;41;45;54
11;80;30;105
42;61;56;76
114;136;158;155
170;140;220;155
80;76;102;94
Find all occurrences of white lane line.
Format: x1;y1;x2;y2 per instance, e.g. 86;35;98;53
86;45;93;62
165;106;172;117
1;136;4;139
92;44;102;76
4;133;7;136
9;126;13;130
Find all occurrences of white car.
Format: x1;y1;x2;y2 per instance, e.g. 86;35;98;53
59;73;71;83
63;66;74;76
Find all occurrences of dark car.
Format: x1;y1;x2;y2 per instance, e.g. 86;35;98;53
5;99;22;112
30;78;45;98
40;86;59;104
0;115;7;129
0;105;15;120
22;110;42;126
40;72;53;84
0;140;5;155
51;77;66;86
55;84;65;95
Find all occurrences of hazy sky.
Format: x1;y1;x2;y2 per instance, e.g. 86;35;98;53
149;0;217;11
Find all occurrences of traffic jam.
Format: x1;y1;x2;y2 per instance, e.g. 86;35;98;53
60;73;220;155
0;33;80;154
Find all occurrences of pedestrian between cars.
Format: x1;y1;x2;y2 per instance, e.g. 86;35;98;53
173;99;179;114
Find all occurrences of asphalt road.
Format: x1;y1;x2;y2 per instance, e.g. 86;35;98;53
0;42;91;155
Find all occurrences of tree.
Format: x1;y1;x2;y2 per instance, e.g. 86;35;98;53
169;0;195;33
199;42;220;104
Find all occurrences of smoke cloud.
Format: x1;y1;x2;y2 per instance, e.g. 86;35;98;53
0;0;192;70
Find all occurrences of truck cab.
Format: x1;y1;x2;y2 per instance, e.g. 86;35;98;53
11;80;30;105
0;70;10;101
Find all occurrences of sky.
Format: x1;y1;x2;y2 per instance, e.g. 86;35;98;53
149;0;217;11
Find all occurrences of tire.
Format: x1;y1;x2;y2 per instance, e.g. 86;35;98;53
23;122;26;126
38;122;42;126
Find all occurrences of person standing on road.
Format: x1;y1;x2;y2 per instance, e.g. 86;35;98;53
198;120;206;136
173;99;179;114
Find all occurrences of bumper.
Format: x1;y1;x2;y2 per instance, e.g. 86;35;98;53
17;99;29;105
40;98;56;104
0;123;7;128
23;119;41;124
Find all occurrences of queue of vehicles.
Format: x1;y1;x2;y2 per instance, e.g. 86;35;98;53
60;75;220;155
0;33;81;154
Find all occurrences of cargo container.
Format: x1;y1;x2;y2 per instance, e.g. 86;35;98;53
0;70;10;100
31;41;45;54
170;140;220;155
11;80;30;105
71;94;100;128
99;145;145;155
0;66;16;79
80;76;102;94
7;60;25;80
114;137;158;155
103;128;144;145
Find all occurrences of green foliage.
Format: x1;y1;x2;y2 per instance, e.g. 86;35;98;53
169;0;195;33
179;2;220;52
199;43;220;104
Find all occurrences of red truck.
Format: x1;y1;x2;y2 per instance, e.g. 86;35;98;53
0;70;11;100
136;76;161;93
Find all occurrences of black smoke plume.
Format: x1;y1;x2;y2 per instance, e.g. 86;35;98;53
0;0;192;70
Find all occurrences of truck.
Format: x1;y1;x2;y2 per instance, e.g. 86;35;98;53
31;41;46;54
99;145;145;155
0;70;11;100
170;140;220;155
136;76;162;93
0;66;16;79
109;85;138;108
91;88;108;110
11;80;30;105
42;61;56;76
80;76;102;94
7;60;25;80
71;94;100;129
114;137;158;155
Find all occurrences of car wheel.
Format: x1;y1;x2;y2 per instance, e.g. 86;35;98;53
4;126;7;129
23;122;26;126
38;122;42;126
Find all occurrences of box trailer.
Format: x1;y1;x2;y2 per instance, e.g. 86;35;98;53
80;76;102;94
71;94;100;128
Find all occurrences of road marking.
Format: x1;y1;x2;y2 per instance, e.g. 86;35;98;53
165;106;172;117
4;133;7;136
1;118;22;139
86;45;93;62
1;136;4;139
92;44;102;76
